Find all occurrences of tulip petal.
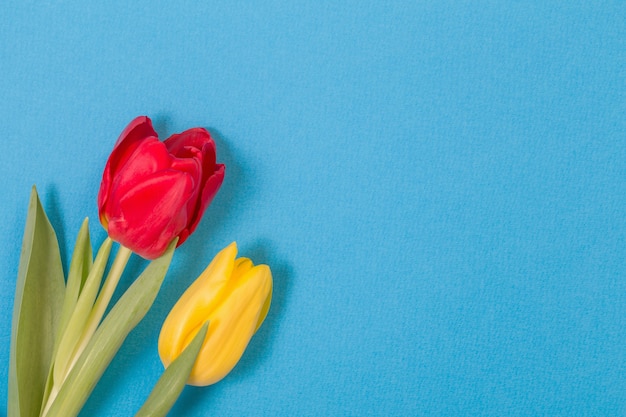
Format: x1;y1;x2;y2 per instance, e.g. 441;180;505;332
189;264;272;386
170;157;201;186
200;141;217;180
114;116;157;149
164;128;213;157
231;257;254;283
98;117;157;212
106;171;195;259
255;280;272;332
158;243;273;387
158;243;238;365
111;138;174;192
164;129;223;240
170;157;202;221
184;163;225;238
99;118;225;256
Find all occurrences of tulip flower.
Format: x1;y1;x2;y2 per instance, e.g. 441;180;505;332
98;116;225;259
158;242;272;386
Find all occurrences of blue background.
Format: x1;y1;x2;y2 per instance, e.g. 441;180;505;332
0;1;625;416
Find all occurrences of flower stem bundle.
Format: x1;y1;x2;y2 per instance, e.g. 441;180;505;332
7;116;272;417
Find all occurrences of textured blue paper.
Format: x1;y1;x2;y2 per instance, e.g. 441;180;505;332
0;1;625;416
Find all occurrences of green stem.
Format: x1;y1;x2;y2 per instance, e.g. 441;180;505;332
42;240;177;417
68;245;132;371
41;244;132;417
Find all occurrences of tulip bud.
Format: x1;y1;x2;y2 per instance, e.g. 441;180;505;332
158;242;272;386
98;116;225;259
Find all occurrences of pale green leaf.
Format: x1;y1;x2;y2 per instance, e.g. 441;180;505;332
40;222;97;413
57;218;93;339
44;240;177;417
135;323;208;417
51;238;112;391
8;187;66;417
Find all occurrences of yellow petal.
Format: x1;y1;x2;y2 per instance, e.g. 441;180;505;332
158;242;238;366
232;257;254;283
255;266;272;332
188;264;272;386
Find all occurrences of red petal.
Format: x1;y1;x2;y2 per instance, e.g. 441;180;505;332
183;163;225;239
114;116;156;148
106;170;195;259
111;138;174;191
164;127;213;156
200;141;217;184
98;116;158;214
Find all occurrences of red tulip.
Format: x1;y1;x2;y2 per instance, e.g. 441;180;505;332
98;116;225;259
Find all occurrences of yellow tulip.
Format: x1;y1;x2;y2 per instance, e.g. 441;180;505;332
158;242;272;386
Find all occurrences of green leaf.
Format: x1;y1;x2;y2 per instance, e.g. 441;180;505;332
40;218;93;412
135;323;208;417
57;218;93;340
8;187;66;417
51;238;112;392
44;240;177;417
